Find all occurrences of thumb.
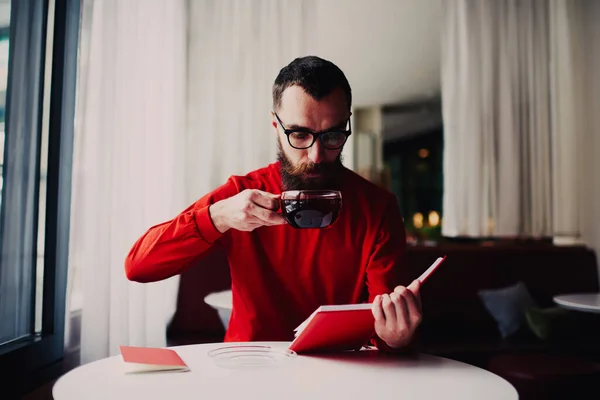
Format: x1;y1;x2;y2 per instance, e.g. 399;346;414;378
408;279;422;312
408;279;421;295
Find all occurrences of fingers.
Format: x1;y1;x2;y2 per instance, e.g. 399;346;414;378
394;287;421;327
248;203;286;226
372;295;386;330
234;190;285;229
238;222;263;232
234;204;277;230
407;279;421;298
390;292;409;330
374;286;423;349
400;280;422;312
248;190;286;225
249;190;280;211
381;294;397;329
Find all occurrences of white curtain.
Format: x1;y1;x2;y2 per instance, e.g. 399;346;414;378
66;0;187;364
441;0;585;240
66;0;318;365
185;0;317;200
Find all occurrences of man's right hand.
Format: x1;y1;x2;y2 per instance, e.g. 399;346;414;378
208;189;287;233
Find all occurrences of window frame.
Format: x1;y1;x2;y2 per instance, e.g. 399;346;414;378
0;0;80;396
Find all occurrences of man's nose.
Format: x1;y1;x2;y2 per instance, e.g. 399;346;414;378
308;138;325;164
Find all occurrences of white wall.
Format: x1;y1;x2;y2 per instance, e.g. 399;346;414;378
314;0;443;107
354;107;382;174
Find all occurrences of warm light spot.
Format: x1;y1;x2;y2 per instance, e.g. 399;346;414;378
413;212;424;229
429;211;440;227
419;148;429;158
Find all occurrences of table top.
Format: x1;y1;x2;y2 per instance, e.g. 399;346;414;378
52;342;517;400
554;293;600;313
204;289;232;310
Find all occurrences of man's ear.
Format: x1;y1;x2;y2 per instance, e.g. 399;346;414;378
270;111;279;135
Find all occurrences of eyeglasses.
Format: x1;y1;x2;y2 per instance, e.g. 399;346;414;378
274;112;352;150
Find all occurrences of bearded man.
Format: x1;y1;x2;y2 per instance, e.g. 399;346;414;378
125;56;422;353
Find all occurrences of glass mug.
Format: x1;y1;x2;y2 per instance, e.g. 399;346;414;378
280;190;342;229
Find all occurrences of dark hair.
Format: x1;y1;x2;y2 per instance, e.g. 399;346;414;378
272;56;352;111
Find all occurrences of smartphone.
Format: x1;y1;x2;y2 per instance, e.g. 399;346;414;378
417;255;446;284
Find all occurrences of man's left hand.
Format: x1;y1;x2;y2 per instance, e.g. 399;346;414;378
372;279;422;349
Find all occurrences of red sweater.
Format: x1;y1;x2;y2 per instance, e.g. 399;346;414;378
125;162;408;346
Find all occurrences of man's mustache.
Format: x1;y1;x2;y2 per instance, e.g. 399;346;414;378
283;159;342;177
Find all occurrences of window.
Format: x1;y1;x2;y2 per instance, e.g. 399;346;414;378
0;0;80;396
0;14;7;246
382;101;444;244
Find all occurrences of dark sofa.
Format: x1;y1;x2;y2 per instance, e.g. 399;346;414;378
167;242;600;368
409;243;600;368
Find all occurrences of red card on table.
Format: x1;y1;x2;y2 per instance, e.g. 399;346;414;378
120;346;189;373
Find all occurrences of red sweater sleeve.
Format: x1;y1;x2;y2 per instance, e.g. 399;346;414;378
124;180;239;282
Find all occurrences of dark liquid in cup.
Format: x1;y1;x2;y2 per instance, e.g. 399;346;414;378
281;197;342;229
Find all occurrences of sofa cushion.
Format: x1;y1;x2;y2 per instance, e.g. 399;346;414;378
478;281;537;338
525;306;600;342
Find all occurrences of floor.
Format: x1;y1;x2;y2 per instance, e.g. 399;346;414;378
22;379;57;400
19;349;79;400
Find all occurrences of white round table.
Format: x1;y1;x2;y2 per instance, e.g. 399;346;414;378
53;342;518;400
554;293;600;313
204;289;233;328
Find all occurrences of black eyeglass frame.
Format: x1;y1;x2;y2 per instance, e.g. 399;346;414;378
274;112;352;150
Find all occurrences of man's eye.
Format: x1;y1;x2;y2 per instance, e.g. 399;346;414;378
292;132;310;140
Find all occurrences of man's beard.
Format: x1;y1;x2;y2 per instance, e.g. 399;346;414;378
277;138;344;191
